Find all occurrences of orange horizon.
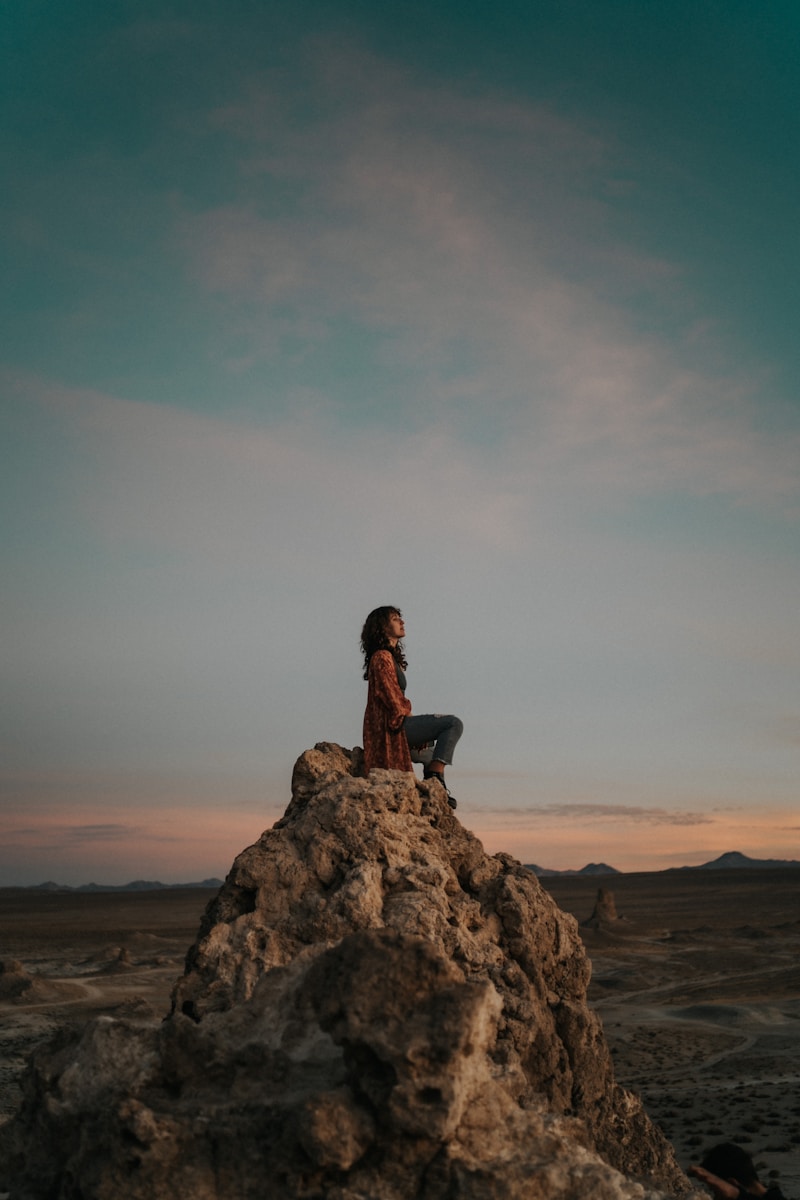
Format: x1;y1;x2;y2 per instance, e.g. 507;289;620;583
1;799;798;887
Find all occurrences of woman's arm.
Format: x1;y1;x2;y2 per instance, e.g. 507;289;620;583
370;651;412;731
687;1167;741;1200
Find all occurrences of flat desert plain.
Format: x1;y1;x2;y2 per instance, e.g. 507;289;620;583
1;869;799;1195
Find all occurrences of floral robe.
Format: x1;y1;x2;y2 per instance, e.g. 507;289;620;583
363;649;413;772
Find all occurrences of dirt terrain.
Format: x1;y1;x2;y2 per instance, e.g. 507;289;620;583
545;868;800;1196
0;888;213;1125
1;869;799;1195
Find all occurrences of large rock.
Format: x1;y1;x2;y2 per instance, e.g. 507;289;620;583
0;744;698;1199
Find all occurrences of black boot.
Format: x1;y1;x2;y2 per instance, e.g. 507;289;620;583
423;768;457;809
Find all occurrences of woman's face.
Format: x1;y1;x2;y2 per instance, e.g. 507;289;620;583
385;611;405;644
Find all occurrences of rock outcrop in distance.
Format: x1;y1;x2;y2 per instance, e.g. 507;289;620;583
1;744;698;1199
582;887;624;929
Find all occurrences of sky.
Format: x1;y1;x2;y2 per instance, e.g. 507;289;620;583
2;0;799;885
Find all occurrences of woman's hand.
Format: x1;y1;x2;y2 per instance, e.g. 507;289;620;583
688;1165;741;1200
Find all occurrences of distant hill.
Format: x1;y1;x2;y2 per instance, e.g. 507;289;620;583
21;851;800;892
530;850;800;877
26;879;224;893
526;862;620;878
675;851;800;872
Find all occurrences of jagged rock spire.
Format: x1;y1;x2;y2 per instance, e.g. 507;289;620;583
0;745;696;1199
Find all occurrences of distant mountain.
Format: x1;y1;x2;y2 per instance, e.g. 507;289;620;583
531;850;800;878
676;851;800;872
25;879;224;893
526;862;620;878
22;852;799;893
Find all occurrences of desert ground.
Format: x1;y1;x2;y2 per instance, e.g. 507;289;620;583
545;868;800;1196
0;888;212;1126
1;868;799;1196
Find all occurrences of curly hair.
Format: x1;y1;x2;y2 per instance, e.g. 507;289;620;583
360;606;407;679
700;1145;758;1187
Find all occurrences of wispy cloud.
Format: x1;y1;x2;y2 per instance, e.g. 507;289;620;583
2;822;172;849
469;803;714;826
65;823;148;842
172;42;800;515
4;370;530;561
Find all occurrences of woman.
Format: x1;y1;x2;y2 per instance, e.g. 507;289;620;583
360;606;463;808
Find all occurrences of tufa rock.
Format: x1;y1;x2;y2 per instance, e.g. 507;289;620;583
582;887;621;928
0;961;33;1002
0;744;699;1199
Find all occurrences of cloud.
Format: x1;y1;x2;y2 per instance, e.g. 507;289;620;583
469;803;714;827
173;41;800;515
5;365;798;732
186;53;661;366
1;822;172;849
4;370;530;566
0;820;159;859
63;823;149;842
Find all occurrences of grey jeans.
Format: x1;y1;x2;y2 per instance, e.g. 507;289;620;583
404;714;463;767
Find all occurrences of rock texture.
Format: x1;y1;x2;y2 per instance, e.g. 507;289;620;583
0;744;698;1199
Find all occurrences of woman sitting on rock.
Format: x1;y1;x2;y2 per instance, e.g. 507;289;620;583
360;605;463;809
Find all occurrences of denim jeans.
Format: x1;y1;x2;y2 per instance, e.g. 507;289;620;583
404;714;463;767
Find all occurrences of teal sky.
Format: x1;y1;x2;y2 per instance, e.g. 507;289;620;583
2;1;799;884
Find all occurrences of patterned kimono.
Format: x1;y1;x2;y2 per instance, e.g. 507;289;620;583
362;649;413;772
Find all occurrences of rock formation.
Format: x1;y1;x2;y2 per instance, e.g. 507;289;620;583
0;744;698;1199
0;961;33;1002
582;887;622;928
